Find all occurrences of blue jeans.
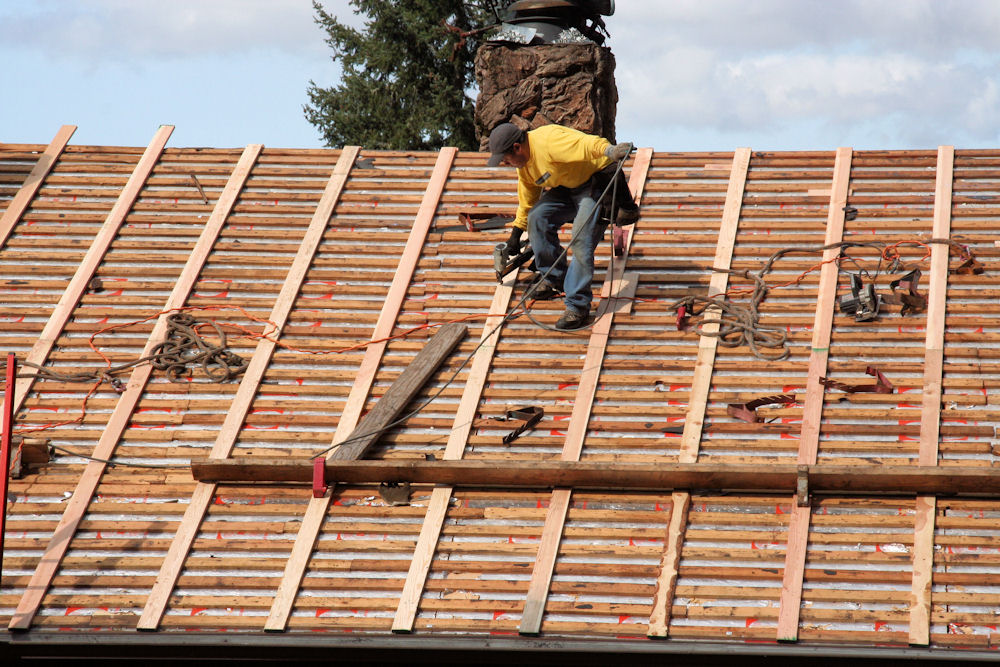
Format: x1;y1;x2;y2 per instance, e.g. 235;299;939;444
527;183;603;313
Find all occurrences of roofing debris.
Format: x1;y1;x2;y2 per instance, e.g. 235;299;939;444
2;126;1000;660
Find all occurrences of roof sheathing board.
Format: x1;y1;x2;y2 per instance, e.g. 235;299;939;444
3;139;1000;656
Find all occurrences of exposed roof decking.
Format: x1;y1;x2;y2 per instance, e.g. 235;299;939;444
3;134;1000;655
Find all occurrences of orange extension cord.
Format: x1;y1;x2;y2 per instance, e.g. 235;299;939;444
7;236;979;440
10;303;531;437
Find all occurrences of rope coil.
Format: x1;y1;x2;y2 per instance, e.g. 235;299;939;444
150;313;248;382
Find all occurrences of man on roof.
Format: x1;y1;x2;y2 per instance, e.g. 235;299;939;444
487;122;638;330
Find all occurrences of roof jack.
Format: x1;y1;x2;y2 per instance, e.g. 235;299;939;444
727;394;797;423
473;406;545;444
820;365;894;394
501;406;544;444
882;269;926;315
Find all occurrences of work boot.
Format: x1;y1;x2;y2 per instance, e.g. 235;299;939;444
528;278;561;300
555;307;589;331
616;206;640;226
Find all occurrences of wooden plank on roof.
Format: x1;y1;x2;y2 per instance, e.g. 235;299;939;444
518;149;652;636
331;322;467;461
679;147;751;464
190;459;1000;494
0;125;76;249
776;146;853;643
7;125;174;631
136;142;330;632
909;145;953;647
392;269;518;633
264;147;457;633
647;491;689;635
7;126;172;425
918;145;953;468
649;147;750;638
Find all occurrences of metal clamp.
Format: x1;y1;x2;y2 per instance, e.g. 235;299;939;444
883;269;926;316
502;406;544;444
727;394;797;423
820;365;893;394
796;466;810;507
312;458;327;498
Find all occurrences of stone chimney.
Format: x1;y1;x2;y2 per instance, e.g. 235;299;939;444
474;42;618;147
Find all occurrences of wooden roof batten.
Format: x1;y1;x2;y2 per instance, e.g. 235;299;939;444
3;132;1000;659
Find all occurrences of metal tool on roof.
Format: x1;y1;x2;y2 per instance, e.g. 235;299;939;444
956;252;984;275
727;394;797;423
501;406;544;444
819;365;894;394
838;273;880;321
493;241;535;281
458;211;512;232
675;304;690;331
882;269;926;315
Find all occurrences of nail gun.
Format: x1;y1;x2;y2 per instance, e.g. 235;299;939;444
493;241;534;282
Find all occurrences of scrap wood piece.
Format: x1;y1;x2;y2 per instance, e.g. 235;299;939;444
136;145;349;632
518;152;652;638
0;125;76;249
727;394;797;423
391;269;518;634
330;322;467;461
819;366;893;394
910;145;953;647
910;494;937;646
777;146;853;644
648;492;689;638
265;147;457;633
8;125;175;631
650;147;750;639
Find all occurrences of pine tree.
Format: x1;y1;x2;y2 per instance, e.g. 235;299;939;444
305;1;495;151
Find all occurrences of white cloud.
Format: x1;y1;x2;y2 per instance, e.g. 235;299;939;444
610;0;1000;148
0;0;361;61
5;0;1000;149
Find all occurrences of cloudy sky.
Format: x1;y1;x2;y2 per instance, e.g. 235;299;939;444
3;1;1000;151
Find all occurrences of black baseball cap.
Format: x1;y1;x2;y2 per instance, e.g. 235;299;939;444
487;123;526;167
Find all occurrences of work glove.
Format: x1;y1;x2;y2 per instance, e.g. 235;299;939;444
507;226;524;255
605;142;633;162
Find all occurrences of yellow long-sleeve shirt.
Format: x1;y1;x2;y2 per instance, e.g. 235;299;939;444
512;125;613;231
